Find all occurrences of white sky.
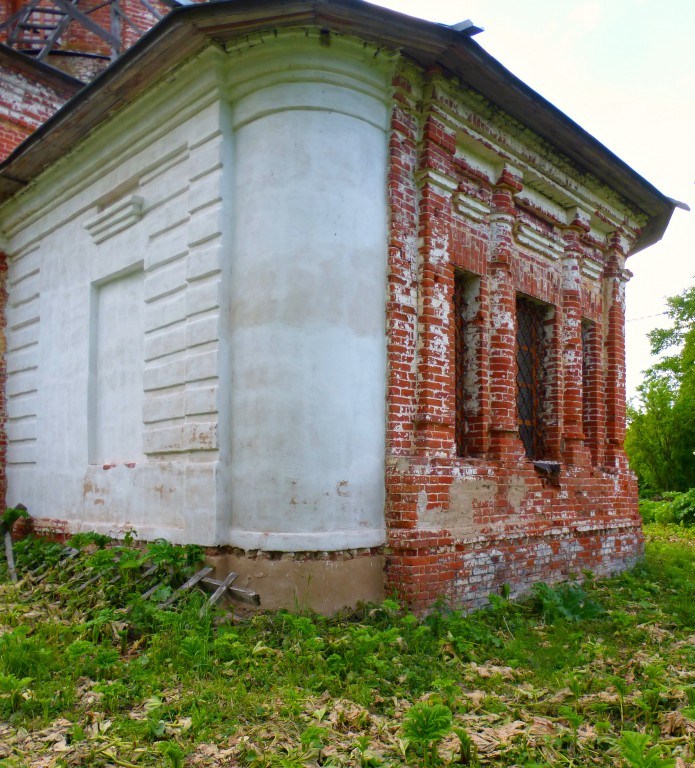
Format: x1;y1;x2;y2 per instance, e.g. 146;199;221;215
370;0;694;401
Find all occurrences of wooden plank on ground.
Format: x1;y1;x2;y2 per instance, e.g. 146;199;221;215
139;580;167;601
31;547;79;582
4;531;17;582
202;571;238;613
158;566;213;608
202;575;260;606
73;570;102;593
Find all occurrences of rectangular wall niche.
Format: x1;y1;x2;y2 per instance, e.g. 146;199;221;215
89;267;145;464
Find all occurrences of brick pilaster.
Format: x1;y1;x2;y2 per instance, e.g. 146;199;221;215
412;97;458;456
603;233;631;469
487;167;523;460
561;218;589;465
413;165;457;454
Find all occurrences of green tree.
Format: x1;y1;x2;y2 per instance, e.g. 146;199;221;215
626;284;695;493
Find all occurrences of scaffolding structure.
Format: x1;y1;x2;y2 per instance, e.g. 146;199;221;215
0;0;170;64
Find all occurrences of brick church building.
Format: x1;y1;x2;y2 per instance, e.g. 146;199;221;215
0;0;678;612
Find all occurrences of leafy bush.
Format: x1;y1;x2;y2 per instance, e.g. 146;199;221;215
640;489;695;527
638;499;673;525
530;582;604;623
671;488;695;526
0;505;29;534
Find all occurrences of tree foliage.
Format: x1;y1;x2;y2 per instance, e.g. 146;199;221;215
625;284;695;493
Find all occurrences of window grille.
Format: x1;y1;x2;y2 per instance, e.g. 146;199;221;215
454;272;479;456
516;296;550;460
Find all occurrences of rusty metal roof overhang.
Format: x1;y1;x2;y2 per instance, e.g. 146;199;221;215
0;0;679;253
0;42;85;90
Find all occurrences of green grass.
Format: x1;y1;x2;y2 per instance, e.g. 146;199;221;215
0;523;693;767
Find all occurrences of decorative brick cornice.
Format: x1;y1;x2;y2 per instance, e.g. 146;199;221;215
568;206;592;233
494;164;523;193
515;222;563;261
580;257;603;280
453;192;489;223
414;167;458;198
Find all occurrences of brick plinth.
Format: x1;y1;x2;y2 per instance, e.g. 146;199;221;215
385;458;641;613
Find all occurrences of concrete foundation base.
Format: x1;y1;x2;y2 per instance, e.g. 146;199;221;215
206;549;385;614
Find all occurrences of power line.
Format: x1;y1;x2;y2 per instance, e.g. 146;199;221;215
626;312;667;323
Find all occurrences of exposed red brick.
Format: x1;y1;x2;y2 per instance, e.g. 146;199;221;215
384;68;642;613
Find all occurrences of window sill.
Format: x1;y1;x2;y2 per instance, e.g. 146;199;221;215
533;460;561;478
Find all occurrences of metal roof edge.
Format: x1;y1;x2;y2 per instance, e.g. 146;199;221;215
0;0;678;252
0;42;85;89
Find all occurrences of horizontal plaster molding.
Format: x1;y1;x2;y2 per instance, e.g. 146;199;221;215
227;527;386;552
453;192;490;223
451;516;641;546
2;53;225;243
514;222;563;261
139;143;190;188
581;256;603;280
57;519;196;545
226;32;393;132
85;195;144;244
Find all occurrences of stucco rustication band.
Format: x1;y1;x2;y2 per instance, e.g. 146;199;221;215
383;64;644;613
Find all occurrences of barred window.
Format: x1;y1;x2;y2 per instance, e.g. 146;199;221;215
454;271;480;456
516;296;552;460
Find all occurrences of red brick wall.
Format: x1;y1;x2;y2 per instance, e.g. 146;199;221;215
384;67;642;613
1;0;171;79
0;58;81;159
41;0;170;64
0;0;171;144
0;0;170;50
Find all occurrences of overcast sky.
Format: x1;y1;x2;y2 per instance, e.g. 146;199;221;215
369;0;694;401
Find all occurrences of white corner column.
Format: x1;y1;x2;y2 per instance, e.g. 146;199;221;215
226;34;392;551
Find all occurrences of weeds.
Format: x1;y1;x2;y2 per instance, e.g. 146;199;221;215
0;524;693;766
617;731;675;768
0;674;32;714
530;580;605;623
402;701;453;766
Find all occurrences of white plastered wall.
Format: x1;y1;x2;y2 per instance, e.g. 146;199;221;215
0;33;392;550
225;34;392;550
2;46;232;544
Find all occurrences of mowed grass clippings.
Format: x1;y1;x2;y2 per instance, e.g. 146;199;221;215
0;524;692;768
